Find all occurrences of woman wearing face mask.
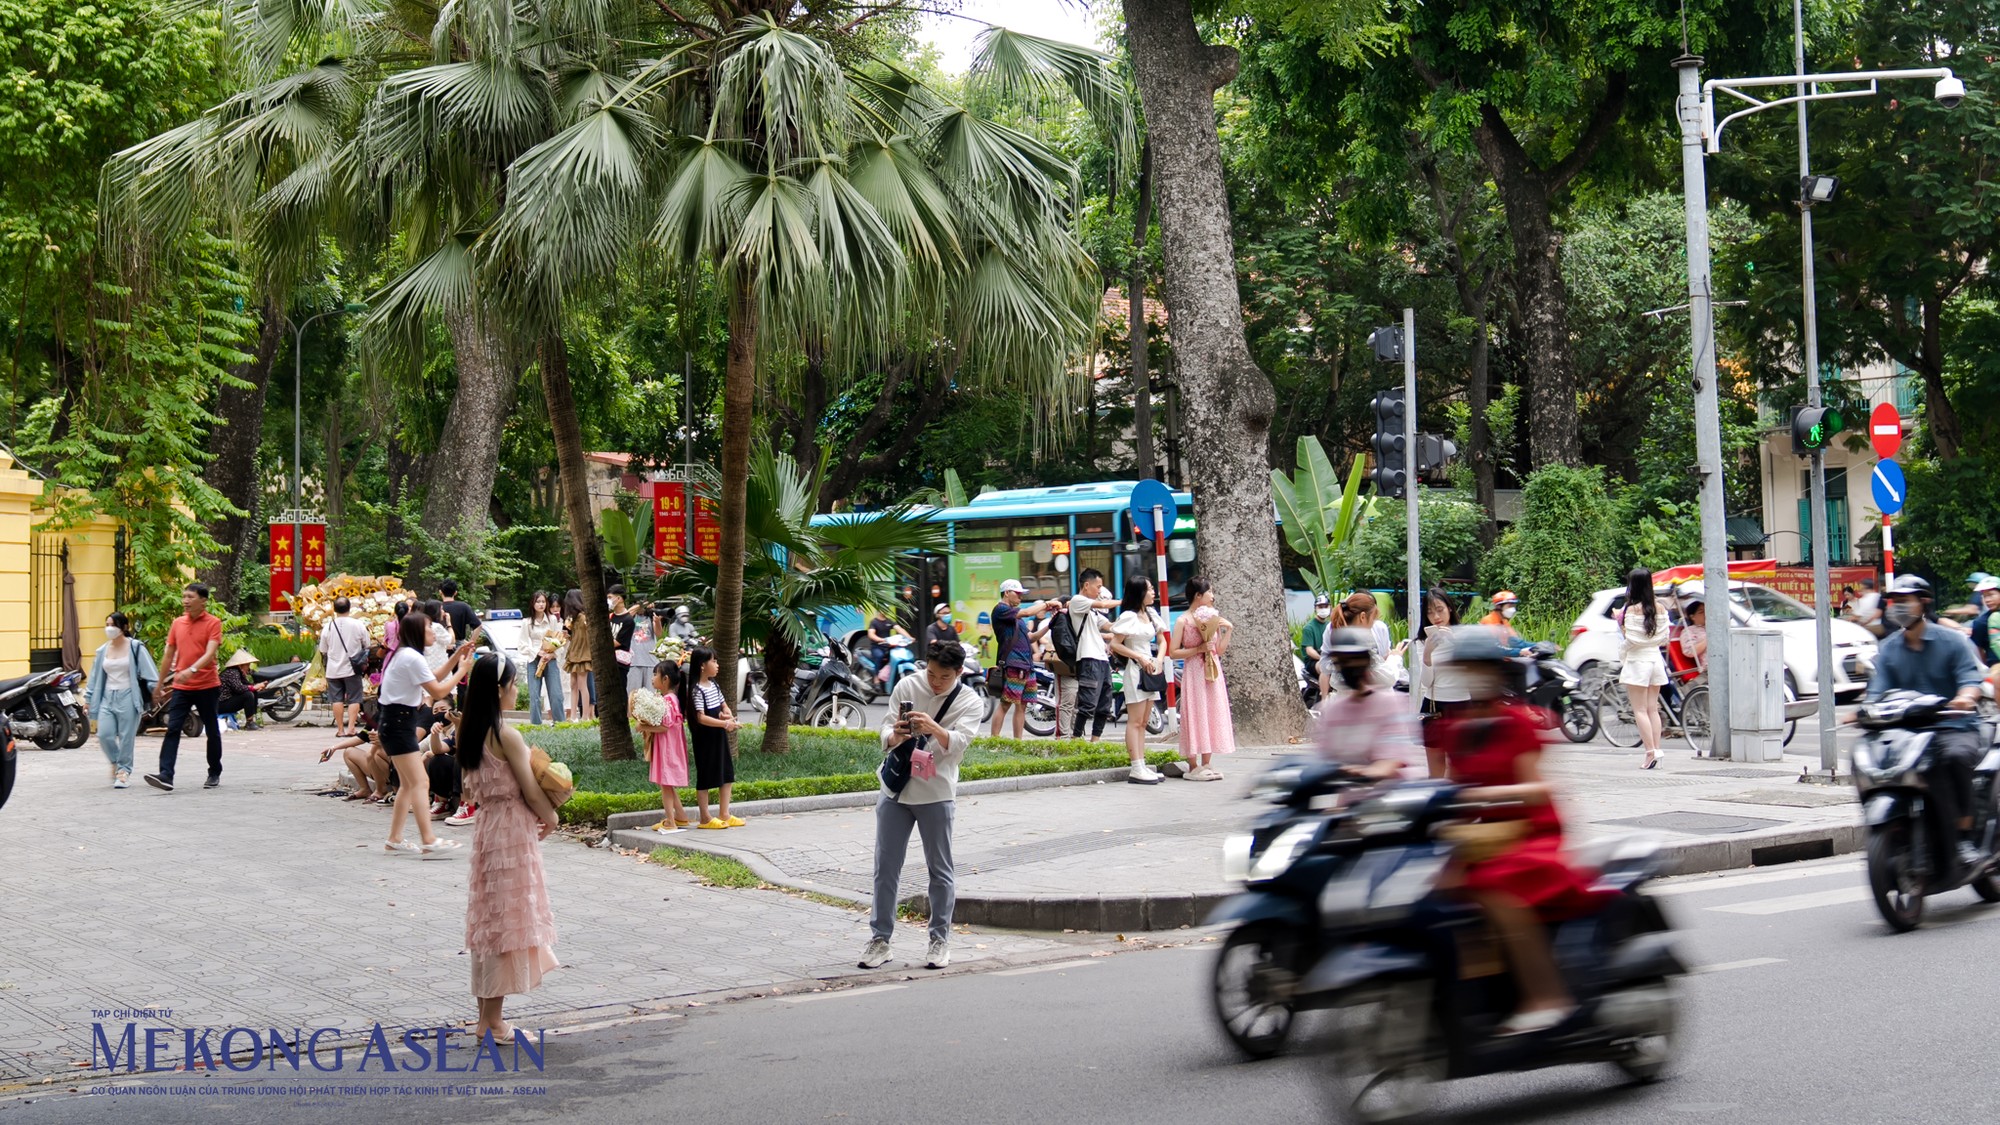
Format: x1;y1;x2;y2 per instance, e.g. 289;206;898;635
87;613;158;789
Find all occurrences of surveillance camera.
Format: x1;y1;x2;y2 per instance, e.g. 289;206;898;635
1935;75;1966;109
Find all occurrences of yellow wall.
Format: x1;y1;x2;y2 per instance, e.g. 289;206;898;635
0;456;47;678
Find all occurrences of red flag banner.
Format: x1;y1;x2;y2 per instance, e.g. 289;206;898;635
655;482;686;570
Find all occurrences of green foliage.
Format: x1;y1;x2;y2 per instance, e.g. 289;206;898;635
1627;498;1705;573
239;633;316;665
1270;436;1372;600
1897;456;2000;585
1446;385;1521;492
1479;465;1625;621
649;847;763;887
599;508;640;574
30;232;256;632
1336;489;1486;591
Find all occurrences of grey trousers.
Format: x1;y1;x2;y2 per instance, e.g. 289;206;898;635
871;793;956;944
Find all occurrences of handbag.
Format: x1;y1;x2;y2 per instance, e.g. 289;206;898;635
1137;664;1168;693
985;666;1006;693
330;620;367;677
879;683;963;794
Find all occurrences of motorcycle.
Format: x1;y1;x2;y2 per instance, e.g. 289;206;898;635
1297;653;1323;714
1023;664;1170;738
787;634;870;729
253;661;310;724
847;629;919;700
1210;772;1683;1121
1521;642;1598;744
1851;690;2000;931
0;669;83;751
0;715;14;810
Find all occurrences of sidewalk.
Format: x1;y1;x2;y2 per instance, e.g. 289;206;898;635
612;732;1863;931
0;727;1085;1088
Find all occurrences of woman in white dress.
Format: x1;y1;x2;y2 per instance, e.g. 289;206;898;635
1617;569;1673;769
1108;575;1166;781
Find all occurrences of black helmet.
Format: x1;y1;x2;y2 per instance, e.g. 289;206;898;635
1325;628;1374;658
1446;625;1516;665
1890;575;1933;600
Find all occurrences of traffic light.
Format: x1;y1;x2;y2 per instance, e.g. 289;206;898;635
1790;405;1845;454
1367;325;1405;363
1415;433;1458;482
1370;390;1407;499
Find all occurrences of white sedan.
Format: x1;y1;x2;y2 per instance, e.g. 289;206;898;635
1563;582;1876;702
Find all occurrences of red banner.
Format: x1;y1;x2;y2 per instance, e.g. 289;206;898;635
269;522;327;612
692;490;721;563
1764;565;1877;610
654;482;686;571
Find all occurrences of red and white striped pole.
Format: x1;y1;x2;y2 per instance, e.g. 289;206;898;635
1882;516;1895;583
1155;504;1175;710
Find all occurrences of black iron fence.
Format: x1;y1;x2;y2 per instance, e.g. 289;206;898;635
28;534;67;673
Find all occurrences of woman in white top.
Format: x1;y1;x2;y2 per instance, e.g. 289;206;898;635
1411;590;1465;778
380;612;477;855
420;599;454;672
1321;591;1400;696
86;611;158;789
1107;576;1166;781
518;591;567;725
1616;569;1674;769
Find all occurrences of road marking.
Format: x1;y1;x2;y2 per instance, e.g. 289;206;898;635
1707;887;1869;915
1691;957;1787;974
777;984;907;1004
992;959;1103;977
1650;860;1862;897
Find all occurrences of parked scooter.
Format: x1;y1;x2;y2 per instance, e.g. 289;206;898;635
1520;642;1598;743
253;661;310;724
0;669;83;751
1210;771;1683;1120
1852;690;2000;930
1023;664;1169;737
788;634;870;729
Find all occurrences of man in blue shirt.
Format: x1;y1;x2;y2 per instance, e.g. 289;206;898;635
1867;575;1986;868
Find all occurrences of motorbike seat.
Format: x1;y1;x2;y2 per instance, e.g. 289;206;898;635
0;673;41;696
253;661;308;681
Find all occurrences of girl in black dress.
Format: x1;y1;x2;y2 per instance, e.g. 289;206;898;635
682;647;742;829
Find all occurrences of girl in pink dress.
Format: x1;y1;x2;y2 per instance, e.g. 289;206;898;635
1168;577;1235;780
454;653;561;1045
641;661;692;830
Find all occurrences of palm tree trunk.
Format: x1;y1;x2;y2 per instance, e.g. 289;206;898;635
1123;0;1304;745
758;629;799;755
539;334;634;761
713;279;757;738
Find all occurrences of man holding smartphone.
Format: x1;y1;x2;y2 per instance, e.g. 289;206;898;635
859;641;982;971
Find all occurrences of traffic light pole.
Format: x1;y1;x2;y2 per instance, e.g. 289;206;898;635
1403;307;1421;712
1795;0;1837;774
1675;54;1733;761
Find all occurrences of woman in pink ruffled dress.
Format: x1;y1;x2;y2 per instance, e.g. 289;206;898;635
454;653;561;1044
1168;577;1236;780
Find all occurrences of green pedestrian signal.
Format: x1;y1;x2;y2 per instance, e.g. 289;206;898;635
1790;405;1845;454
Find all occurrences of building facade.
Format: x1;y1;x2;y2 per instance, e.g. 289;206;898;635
1754;356;1919;569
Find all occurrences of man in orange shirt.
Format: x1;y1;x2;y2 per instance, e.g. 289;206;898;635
144;583;226;792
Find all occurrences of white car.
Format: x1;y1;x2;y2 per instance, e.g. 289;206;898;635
1563;582;1876;702
474;607;533;679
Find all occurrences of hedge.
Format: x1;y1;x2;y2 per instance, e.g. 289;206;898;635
561;749;1182;825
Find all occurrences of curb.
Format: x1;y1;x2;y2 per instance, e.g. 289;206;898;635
616;815;1866;932
604;764;1158;832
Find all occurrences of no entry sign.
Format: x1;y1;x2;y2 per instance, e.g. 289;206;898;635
1871;402;1902;460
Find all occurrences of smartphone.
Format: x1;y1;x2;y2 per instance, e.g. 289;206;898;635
898;701;915;717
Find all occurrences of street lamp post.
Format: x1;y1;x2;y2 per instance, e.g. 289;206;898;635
286;302;367;608
1675;52;1964;763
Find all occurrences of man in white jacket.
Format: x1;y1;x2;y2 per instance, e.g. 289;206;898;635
859;640;984;971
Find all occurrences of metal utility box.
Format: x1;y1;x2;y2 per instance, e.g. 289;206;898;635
1729;627;1788;762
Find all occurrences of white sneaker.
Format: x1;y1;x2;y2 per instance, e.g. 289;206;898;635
925;938;950;969
857;938;891;969
1127;763;1162;785
113;770;130;789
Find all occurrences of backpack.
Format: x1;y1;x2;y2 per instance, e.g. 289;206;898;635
1049;606;1082;671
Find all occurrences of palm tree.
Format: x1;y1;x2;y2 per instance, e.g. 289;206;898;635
486;16;1131;737
657;447;948;754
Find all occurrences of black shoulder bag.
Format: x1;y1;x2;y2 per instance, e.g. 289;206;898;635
879;683;964;795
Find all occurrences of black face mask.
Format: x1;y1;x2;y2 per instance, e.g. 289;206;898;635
1336;663;1370;690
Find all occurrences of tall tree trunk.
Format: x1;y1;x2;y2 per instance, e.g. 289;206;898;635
1915;295;1963;460
1467;323;1498;545
758;629;800;755
1129;141;1155;477
200;298;284;610
713;280;757;730
540;335;634;761
1123;0;1303;745
1472;147;1575;469
323;394;346;570
408;305;517;586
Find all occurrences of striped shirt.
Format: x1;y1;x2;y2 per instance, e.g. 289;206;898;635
692;680;724;715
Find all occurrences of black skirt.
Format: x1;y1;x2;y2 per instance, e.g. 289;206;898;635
379;703;424;757
691;719;734;790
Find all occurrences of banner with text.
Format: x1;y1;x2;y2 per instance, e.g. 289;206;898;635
269;522;327;613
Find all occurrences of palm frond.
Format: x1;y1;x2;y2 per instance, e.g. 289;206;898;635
967;28;1136;175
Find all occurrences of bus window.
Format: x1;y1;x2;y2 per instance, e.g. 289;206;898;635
1074;544;1113;594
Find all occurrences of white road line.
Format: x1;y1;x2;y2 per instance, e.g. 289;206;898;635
992;959;1104;977
1691;957;1787;974
1707;887;1870;915
1651;860;1863;898
777;984;907;1004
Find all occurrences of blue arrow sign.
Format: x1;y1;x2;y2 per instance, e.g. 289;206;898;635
1129;479;1178;540
1872;458;1906;515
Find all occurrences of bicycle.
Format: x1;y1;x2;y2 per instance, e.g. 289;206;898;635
1597;662;1713;756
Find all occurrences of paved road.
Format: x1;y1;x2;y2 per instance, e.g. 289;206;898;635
12;855;1997;1124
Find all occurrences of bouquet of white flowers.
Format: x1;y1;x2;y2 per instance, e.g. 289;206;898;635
653;635;686;665
630;687;668;726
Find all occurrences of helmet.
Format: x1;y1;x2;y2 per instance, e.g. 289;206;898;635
1490;590;1519;607
1325;628;1374;658
1446;625;1516;665
933;604;951;618
1973;573;2000;594
1890;575;1933;599
1314;593;1331;607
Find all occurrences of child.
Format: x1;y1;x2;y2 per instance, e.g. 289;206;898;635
638;661;693;832
684;647;743;829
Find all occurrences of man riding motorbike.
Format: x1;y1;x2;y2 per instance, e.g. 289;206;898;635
1867;575;1987;870
1968;574;2000;669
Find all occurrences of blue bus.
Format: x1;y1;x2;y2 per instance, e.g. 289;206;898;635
815;480;1203;651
